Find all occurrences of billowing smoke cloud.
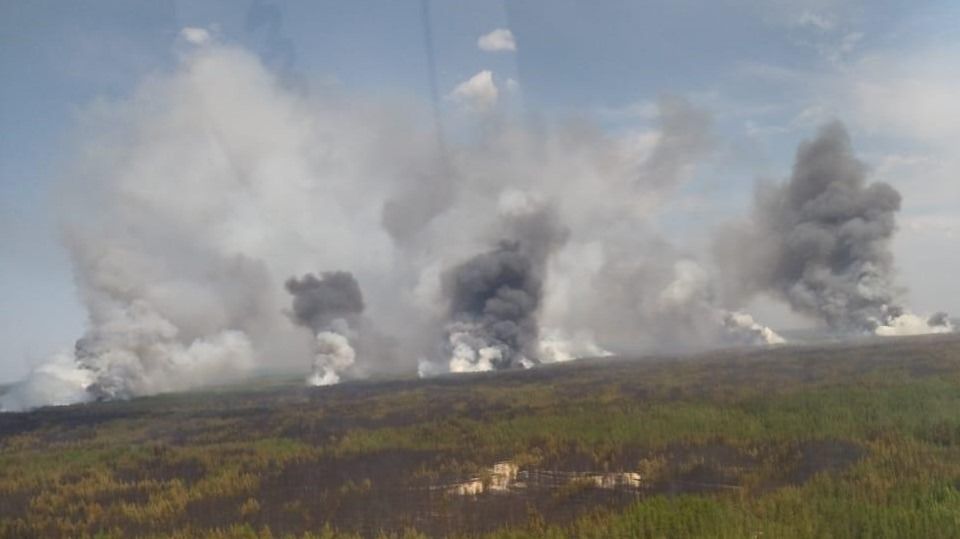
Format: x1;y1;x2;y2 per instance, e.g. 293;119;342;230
536;99;783;355
0;234;274;411
423;199;569;374
565;241;785;355
0;51;782;410
286;272;364;331
717;121;952;335
7;28;943;413
285;271;364;385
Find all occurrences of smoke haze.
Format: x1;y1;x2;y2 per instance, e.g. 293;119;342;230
286;272;364;332
428;201;568;374
285;271;365;385
0;31;949;412
717;122;953;336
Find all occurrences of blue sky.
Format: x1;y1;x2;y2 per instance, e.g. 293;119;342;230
2;0;959;383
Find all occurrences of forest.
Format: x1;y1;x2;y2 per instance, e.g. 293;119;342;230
2;335;960;538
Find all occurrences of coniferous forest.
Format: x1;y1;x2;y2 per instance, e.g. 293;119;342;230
2;335;960;538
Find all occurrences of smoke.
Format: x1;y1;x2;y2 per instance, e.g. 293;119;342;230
0;45;780;409
423;198;569;374
5;28;946;412
565;243;785;355
636;95;713;189
522;96;785;356
74;306;256;400
285;272;364;385
0;353;95;411
717;121;952;335
286;272;364;330
245;0;300;89
0;36;363;411
537;329;613;363
0;236;271;411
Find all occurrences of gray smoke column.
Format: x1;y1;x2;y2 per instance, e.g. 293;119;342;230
3;28;869;413
428;200;568;373
638;95;713;189
285;271;365;385
580;246;785;354
718;121;952;335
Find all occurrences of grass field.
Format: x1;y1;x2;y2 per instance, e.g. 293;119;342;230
2;335;960;538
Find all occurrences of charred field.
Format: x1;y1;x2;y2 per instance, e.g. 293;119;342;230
3;335;960;538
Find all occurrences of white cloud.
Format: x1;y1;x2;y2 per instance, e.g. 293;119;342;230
849;49;960;144
743;0;866;64
593;100;659;126
477;28;516;52
179;27;212;46
746;0;862;30
448;70;499;111
796;10;836;32
737;42;960;144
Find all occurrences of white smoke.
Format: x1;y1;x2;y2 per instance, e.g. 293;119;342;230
418;327;611;377
657;260;785;347
0;353;95;411
721;311;787;346
2;37;387;410
307;330;356;386
538;329;612;363
716;122;951;338
445;323;507;373
284;272;365;386
874;311;954;336
14;29;945;412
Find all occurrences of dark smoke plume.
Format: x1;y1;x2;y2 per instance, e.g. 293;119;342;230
719;121;950;334
434;203;568;372
285;271;365;385
285;271;364;330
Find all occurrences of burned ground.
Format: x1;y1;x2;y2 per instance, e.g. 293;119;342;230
2;334;960;537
